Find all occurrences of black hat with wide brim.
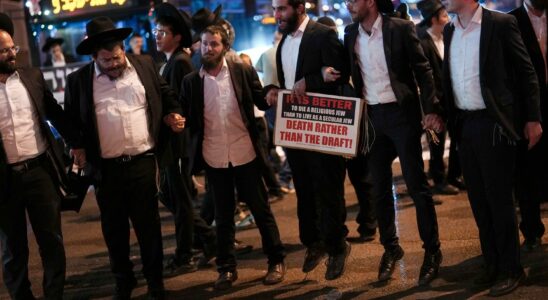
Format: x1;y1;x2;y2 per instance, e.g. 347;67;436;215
191;5;222;43
42;37;64;52
76;16;132;55
0;12;14;37
417;0;444;26
155;3;193;48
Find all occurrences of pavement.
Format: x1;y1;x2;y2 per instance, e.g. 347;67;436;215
1;161;548;299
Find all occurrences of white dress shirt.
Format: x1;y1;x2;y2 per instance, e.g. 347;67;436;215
0;72;47;164
93;58;154;158
200;58;256;168
525;2;547;83
427;27;444;60
281;15;310;89
355;14;398;105
449;5;486;110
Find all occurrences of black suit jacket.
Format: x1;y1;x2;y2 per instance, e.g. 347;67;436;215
180;60;269;174
344;15;438;124
274;19;348;95
443;8;541;140
160;49;194;161
417;25;444;117
63;54;182;179
0;68;77;200
509;5;548;121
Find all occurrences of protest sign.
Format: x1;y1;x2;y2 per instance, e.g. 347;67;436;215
274;90;363;157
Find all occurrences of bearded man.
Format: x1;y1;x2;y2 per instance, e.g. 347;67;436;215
180;25;286;290
64;17;184;300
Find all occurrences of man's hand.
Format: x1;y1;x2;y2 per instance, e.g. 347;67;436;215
321;66;341;83
266;88;279;106
163;113;186;133
524;121;542;149
70;148;87;168
422;113;444;133
291;78;306;99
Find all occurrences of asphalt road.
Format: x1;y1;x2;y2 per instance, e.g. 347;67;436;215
1;163;547;300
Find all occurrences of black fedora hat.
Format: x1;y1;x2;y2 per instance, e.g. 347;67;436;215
417;0;444;25
376;0;395;15
155;3;193;48
42;37;64;52
0;12;14;37
191;5;222;43
76;17;132;55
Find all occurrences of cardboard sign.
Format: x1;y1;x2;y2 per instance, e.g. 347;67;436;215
274;90;363;157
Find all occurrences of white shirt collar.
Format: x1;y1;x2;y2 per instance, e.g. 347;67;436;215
199;57;229;78
524;2;547;20
358;13;382;36
291;15;310;37
452;4;483;29
94;56;133;79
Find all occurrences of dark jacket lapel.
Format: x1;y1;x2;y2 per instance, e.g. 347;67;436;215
295;19;316;80
382;15;393;71
480;8;494;73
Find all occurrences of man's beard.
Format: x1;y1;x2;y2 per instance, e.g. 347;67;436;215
201;51;225;70
278;11;299;35
98;60;128;81
0;57;16;74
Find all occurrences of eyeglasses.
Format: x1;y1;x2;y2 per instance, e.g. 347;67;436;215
152;29;169;38
0;46;20;55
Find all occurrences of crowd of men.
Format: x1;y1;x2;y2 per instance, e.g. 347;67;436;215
0;0;546;299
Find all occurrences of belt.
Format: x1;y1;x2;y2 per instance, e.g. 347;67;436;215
456;109;488;118
367;102;399;111
103;150;155;164
9;153;47;173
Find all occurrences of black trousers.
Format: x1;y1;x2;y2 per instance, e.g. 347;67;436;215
346;155;377;235
255;117;282;195
456;110;521;275
0;157;65;300
206;159;285;273
428;129;462;184
159;160;216;262
96;156;163;289
515;135;547;241
366;103;440;253
285;148;348;255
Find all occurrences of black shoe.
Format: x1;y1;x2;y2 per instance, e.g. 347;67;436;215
197;240;217;267
234;240;253;256
347;231;376;243
488;270;525;297
114;277;137;300
473;268;498;286
146;288;165;300
165;256;197;276
325;242;351;280
522;237;541;252
378;245;404;282
447;178;466;190
264;262;286;285
431;183;459;195
302;244;327;273
418;249;442;286
214;271;238;290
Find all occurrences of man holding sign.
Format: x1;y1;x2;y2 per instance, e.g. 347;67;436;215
267;0;351;281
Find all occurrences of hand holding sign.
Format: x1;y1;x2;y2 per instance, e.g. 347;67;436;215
321;66;341;82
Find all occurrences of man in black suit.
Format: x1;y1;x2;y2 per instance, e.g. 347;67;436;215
442;0;542;296
509;0;547;252
153;2;217;275
64;17;184;300
180;25;286;290
416;0;462;195
0;18;77;299
267;0;351;281
340;0;443;286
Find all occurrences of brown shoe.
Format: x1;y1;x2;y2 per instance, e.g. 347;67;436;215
264;262;286;285
214;271;238;290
